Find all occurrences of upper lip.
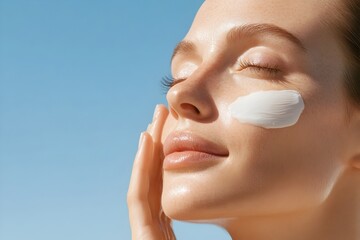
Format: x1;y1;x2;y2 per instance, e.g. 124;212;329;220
163;131;229;157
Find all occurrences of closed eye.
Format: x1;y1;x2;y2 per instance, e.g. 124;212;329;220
237;59;281;77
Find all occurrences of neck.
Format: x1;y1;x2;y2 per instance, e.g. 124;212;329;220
217;168;360;240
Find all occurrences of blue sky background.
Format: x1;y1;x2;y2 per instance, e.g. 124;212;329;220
0;0;230;239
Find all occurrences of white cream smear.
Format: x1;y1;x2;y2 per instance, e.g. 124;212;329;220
228;90;305;129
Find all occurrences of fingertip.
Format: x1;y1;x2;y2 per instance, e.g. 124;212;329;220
153;105;160;121
141;132;153;143
157;104;169;115
153;104;169;120
147;123;153;133
138;131;152;148
138;132;145;148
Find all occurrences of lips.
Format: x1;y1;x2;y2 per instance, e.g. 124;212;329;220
163;131;229;170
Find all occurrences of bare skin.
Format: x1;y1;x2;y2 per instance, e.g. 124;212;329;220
128;0;360;239
127;105;174;240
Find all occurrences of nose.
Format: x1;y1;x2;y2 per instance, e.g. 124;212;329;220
166;70;218;123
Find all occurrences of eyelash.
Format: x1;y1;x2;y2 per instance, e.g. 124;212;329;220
237;59;281;76
161;61;281;92
160;75;186;93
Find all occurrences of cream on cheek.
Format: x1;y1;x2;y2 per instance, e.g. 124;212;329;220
228;90;305;129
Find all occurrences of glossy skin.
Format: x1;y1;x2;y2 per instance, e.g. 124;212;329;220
128;0;360;239
128;106;174;240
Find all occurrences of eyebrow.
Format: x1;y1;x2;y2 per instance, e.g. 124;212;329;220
171;40;196;62
171;23;306;62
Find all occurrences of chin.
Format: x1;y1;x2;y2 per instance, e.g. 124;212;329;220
161;188;201;221
161;182;235;222
161;185;217;221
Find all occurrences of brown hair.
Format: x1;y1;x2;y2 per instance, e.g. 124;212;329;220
339;0;360;106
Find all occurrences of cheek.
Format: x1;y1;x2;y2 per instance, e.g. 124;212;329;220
193;126;341;219
221;102;347;214
161;89;348;220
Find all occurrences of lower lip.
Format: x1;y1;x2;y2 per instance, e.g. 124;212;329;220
163;151;225;171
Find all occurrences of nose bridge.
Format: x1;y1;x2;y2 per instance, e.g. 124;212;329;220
187;57;222;87
186;52;227;90
166;61;220;123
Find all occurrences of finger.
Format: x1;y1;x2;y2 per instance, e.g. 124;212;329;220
149;104;169;174
145;107;168;189
146;123;153;135
127;132;154;227
145;106;169;220
149;104;169;144
145;105;168;180
150;106;176;239
128;132;152;198
159;209;176;240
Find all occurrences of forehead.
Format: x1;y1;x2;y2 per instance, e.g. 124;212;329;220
186;0;338;43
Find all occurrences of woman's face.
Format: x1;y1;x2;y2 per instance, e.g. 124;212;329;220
161;0;352;221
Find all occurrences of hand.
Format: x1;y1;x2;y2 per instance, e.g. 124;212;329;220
127;105;175;240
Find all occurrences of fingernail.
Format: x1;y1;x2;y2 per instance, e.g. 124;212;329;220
147;123;152;132
138;132;144;147
153;104;160;121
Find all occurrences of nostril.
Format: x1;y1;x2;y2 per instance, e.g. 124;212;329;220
180;103;201;114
